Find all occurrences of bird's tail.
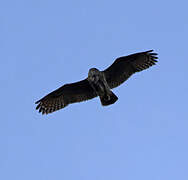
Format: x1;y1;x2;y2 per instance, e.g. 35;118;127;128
99;90;118;106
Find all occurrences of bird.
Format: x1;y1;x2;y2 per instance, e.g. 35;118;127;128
35;50;158;114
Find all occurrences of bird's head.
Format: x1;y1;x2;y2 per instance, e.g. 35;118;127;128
88;68;100;83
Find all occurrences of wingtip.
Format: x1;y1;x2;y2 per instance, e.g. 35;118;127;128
35;100;40;104
146;50;154;53
146;50;158;60
146;50;158;55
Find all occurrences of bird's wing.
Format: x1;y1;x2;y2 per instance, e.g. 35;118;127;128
103;50;158;89
35;79;97;114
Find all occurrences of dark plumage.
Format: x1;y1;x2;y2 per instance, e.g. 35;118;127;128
35;50;158;114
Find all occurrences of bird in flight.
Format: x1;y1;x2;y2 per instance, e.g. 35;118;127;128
35;50;158;114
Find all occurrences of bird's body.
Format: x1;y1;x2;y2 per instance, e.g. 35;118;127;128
87;68;118;106
36;50;158;114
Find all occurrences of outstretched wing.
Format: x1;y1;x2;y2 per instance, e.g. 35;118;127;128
103;50;158;89
35;79;97;114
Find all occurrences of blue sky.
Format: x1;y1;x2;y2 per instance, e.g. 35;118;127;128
0;0;188;179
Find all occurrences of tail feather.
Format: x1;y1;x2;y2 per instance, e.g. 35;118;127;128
100;91;118;106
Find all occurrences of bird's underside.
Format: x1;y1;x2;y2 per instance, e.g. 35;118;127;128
35;50;158;114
